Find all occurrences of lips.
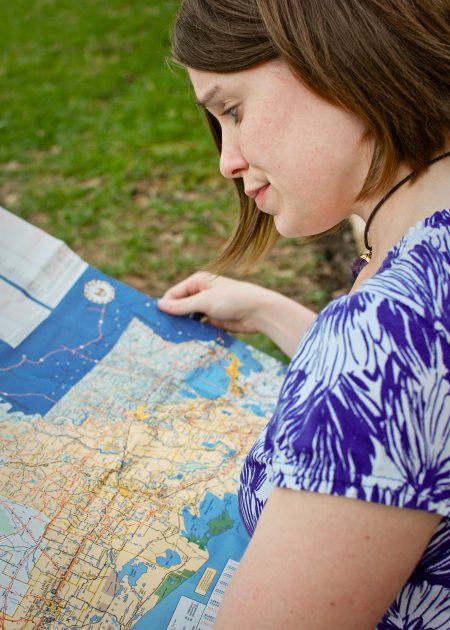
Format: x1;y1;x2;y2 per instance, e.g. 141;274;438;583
245;184;270;209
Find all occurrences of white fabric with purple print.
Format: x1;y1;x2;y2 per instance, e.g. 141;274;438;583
239;209;450;628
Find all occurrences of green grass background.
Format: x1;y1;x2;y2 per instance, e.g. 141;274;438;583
0;0;355;362
0;0;226;272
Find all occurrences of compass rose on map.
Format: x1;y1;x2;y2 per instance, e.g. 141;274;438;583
83;279;115;304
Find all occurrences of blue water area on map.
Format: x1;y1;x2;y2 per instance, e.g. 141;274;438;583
0;265;242;416
228;344;263;376
182;345;265;400
181;491;237;543
244;403;266;416
179;389;197;399
168;473;183;480
202;441;236;457
156;549;182;568
132;492;249;629
0;504;14;535
183;363;230;399
116;559;149;596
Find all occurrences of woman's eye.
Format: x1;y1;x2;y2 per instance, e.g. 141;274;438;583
223;106;239;123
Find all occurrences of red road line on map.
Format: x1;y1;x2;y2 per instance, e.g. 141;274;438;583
0;453;95;622
0;501;52;620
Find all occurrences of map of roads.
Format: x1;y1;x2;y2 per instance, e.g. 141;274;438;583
0;208;285;629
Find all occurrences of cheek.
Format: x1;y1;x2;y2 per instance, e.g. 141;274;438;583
240;116;287;169
239;122;265;159
240;95;289;160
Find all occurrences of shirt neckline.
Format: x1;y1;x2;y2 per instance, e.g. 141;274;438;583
377;207;449;275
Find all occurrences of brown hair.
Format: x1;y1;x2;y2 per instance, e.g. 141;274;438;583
172;0;450;271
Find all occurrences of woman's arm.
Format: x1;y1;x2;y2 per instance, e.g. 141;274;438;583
157;272;317;358
215;488;441;629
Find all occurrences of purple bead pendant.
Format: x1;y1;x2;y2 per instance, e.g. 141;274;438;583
351;253;371;279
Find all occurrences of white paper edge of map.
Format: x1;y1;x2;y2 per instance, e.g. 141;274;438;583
0;206;87;309
0;279;51;348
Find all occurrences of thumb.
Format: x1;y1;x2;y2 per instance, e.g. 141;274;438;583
157;294;207;317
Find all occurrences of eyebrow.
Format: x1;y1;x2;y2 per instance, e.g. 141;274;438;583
196;84;222;108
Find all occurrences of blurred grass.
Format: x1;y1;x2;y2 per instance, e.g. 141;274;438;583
0;0;355;362
0;0;224;255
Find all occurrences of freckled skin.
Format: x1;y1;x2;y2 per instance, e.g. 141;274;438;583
188;61;372;239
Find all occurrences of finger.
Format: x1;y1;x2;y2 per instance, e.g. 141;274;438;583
157;293;210;316
162;272;213;300
160;279;198;300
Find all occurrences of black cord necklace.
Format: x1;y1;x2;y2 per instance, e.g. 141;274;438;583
351;149;450;279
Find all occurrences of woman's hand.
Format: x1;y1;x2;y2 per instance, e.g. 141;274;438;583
157;272;267;334
157;272;317;358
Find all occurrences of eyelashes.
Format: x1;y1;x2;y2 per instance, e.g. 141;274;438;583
222;105;239;123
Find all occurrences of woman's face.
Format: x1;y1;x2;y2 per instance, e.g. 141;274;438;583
188;59;372;238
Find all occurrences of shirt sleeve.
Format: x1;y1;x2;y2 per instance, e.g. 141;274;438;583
265;290;450;517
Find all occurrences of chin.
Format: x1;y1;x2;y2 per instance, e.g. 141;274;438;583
273;216;304;239
274;212;344;239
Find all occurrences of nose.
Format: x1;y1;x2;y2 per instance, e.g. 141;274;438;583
219;130;249;179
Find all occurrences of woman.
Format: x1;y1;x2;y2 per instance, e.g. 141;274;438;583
158;1;450;627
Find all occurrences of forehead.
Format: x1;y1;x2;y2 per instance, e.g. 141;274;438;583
187;61;288;105
187;68;231;105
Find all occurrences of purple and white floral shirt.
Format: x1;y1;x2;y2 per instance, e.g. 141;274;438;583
239;209;450;628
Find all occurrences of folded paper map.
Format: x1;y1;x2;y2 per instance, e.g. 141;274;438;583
0;207;285;629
